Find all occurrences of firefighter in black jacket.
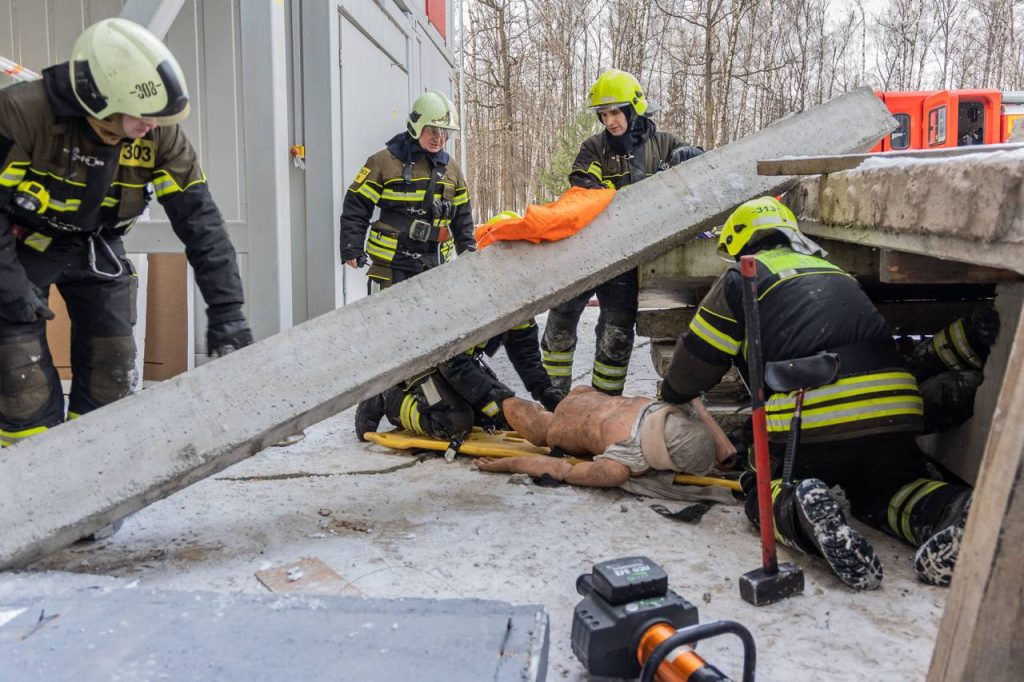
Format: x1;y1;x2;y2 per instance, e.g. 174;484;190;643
542;68;703;396
662;197;972;590
339;90;475;292
0;18;251;448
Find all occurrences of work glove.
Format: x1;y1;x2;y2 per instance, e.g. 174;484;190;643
206;303;254;357
668;145;705;167
540;385;566;412
0;284;56;324
432;199;456;222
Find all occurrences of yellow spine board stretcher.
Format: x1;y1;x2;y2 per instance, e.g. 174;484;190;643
364;427;742;492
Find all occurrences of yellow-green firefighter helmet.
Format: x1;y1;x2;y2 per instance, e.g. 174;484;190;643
486;210;521;224
717;197;802;258
407;90;459;139
586;69;648;116
70;18;190;125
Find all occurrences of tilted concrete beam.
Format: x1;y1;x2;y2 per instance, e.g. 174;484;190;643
0;87;894;569
785;149;1024;275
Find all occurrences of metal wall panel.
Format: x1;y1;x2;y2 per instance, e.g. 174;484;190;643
0;0;121;89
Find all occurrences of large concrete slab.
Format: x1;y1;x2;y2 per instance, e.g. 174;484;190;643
0;585;548;681
0;87;894;569
784;148;1024;274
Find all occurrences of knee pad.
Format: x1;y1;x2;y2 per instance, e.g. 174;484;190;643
542;323;577;353
87;336;137;405
0;338;54;420
596;322;635;363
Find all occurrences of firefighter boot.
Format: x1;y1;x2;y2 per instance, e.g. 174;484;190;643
354;391;389;442
913;490;972;587
795;479;883;590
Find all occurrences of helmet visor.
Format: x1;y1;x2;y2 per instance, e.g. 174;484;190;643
422;124;458;139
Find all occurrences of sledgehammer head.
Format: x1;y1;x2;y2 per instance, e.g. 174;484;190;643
739;562;804;606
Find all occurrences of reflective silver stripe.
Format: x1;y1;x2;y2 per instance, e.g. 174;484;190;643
949;318;982;369
932;328;962;370
765;374;919;413
592;375;626;391
543;350;574;362
689;314;741;355
767;397;924;431
0;166;27;186
543;364;572;377
481;401;499;417
593;360;627;377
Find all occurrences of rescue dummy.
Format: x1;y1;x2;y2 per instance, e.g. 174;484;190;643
475;386;737;489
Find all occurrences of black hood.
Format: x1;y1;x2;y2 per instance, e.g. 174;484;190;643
42;63;91;118
385;131;450;166
605;109;655;154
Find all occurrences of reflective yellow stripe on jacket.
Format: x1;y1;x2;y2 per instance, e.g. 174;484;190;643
765;370;923;435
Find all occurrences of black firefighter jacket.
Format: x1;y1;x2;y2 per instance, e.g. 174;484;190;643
0;63;243;308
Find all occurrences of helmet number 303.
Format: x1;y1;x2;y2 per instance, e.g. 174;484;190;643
132;80;161;99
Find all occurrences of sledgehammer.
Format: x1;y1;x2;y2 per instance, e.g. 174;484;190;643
737;255;804;606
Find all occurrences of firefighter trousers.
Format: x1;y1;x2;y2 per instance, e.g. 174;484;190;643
0;237;136;446
382;372;475;442
741;432;971;552
541;268;638;395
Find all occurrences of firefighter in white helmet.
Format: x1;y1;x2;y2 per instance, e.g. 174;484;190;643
0;18;251;448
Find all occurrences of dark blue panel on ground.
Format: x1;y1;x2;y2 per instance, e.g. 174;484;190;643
0;588;549;681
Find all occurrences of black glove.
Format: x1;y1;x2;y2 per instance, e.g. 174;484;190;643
206;303;254;357
432;199;455;222
540;385;566;412
0;285;56;324
668;145;705;167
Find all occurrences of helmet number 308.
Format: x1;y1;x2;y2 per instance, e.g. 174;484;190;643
132;81;161;99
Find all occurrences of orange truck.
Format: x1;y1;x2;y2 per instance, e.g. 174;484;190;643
871;89;1024;151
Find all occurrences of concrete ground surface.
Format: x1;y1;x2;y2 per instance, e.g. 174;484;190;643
5;309;946;680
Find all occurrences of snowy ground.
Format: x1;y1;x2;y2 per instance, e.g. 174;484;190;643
10;309;946;680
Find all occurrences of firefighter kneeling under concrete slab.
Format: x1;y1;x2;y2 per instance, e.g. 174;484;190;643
660;197;977;590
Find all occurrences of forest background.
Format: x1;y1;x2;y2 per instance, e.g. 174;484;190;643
455;0;1022;218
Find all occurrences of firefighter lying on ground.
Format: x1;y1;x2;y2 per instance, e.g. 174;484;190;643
354;340;527;442
474;386;737;487
541;68;704;397
339;90;475;293
0;18;251;449
660;197;974;590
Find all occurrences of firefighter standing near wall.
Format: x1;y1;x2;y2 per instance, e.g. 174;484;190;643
661;197;973;590
339;90;475;291
541;68;703;396
0;18;251;448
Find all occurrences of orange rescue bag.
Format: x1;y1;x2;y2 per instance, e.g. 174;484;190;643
474;186;616;249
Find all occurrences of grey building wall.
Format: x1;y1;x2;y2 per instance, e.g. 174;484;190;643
0;0;457;367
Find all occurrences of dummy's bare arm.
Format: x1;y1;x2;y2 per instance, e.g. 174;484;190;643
689;398;738;468
476;456;631;487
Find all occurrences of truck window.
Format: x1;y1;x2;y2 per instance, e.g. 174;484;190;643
928;106;947;146
890;113;911;149
958;100;985;145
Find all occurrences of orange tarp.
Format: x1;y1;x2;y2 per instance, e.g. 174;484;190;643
474;186;616;249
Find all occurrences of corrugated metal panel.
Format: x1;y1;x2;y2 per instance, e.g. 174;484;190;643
0;0;121;89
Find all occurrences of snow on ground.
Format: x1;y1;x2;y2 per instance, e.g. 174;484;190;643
11;309;945;680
